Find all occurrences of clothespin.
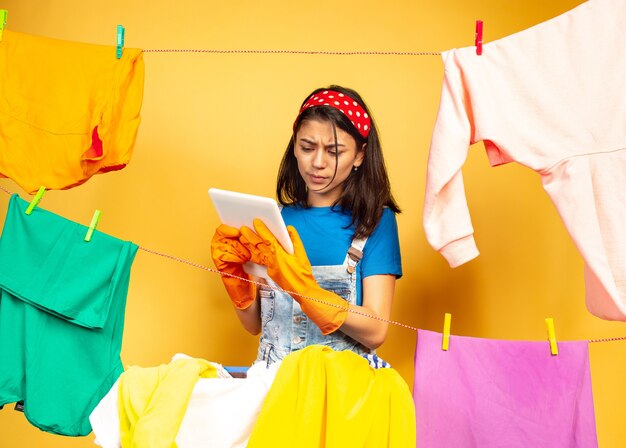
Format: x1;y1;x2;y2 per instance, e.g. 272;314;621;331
0;10;8;42
84;210;102;242
442;313;452;351
25;186;46;215
545;317;559;356
116;24;125;59
475;20;483;55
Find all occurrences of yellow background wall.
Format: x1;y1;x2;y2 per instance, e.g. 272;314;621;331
1;0;624;446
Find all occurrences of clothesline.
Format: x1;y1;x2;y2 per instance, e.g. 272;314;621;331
0;184;624;344
141;48;442;56
137;245;420;332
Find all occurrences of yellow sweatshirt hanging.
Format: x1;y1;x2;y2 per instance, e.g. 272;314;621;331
0;30;144;194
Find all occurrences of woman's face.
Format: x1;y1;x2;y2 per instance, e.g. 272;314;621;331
294;118;365;207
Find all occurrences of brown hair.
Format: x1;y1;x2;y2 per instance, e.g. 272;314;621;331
276;85;400;239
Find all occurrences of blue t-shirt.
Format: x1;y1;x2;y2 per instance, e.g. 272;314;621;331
281;205;402;305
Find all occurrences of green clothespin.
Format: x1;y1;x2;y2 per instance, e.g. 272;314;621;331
25;186;46;215
0;10;8;42
84;210;102;242
116;24;125;59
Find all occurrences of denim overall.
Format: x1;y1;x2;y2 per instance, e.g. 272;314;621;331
256;238;372;365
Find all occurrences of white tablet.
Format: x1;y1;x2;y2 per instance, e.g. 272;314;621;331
208;188;294;278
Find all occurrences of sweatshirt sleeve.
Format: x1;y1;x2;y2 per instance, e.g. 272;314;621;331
423;50;480;268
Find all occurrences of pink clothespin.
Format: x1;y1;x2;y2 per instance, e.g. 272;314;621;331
475;20;483;55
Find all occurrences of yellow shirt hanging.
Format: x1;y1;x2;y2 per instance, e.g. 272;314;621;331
0;30;144;194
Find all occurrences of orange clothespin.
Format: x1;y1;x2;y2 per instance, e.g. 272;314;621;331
0;10;7;42
545;317;559;356
475;20;483;55
442;313;452;351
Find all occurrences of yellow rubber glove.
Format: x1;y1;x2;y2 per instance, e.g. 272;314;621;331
239;219;349;335
210;224;257;310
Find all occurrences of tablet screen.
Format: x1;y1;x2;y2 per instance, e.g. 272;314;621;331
208;188;294;255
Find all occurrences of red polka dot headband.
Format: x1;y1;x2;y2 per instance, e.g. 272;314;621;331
295;90;371;139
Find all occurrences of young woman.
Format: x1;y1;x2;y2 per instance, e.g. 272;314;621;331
89;87;411;448
211;85;401;365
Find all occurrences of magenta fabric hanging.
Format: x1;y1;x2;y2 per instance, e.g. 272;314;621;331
413;329;598;447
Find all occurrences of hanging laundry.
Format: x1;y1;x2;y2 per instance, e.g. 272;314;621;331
423;0;626;320
0;30;144;194
0;194;138;436
90;355;279;448
247;345;415;448
413;329;598;447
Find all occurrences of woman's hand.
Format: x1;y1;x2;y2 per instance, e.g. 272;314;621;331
239;219;349;335
210;224;257;310
239;219;315;294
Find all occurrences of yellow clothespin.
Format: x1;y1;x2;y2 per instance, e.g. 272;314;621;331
0;10;8;41
116;24;125;59
545;317;559;356
25;186;46;215
84;210;102;242
442;313;452;351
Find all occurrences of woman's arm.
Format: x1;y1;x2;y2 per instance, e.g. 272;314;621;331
339;274;395;350
232;291;262;335
238;219;398;338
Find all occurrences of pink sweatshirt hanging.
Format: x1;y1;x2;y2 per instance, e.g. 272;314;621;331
423;0;626;320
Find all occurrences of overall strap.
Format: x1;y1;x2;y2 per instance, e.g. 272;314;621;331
347;237;368;274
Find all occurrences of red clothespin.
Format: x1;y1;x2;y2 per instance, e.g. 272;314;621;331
475;20;483;55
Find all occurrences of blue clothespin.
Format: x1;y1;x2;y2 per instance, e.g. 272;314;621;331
84;210;102;242
25;186;46;215
116;24;125;59
0;10;8;42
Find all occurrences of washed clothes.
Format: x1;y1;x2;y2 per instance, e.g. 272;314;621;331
248;345;415;447
414;330;598;447
0;30;144;194
423;0;626;320
0;194;137;436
